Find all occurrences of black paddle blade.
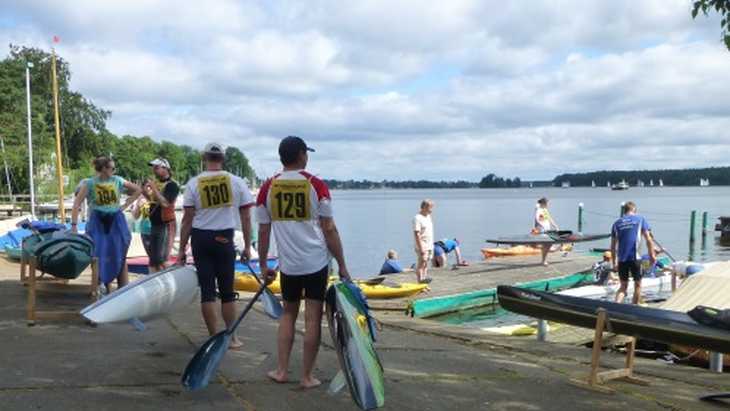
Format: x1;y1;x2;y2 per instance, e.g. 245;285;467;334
181;330;231;391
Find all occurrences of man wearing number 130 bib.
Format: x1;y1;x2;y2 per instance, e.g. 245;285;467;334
257;136;350;389
178;143;254;349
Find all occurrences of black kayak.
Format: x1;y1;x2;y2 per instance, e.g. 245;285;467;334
497;286;730;354
486;231;609;245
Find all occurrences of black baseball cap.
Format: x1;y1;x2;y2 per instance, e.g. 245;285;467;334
279;136;314;165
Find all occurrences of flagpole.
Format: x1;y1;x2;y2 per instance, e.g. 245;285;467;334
25;61;36;218
51;42;65;221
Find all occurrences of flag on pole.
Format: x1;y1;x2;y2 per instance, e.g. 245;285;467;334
53;35;60;43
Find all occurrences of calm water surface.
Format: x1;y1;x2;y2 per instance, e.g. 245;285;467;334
331;187;730;276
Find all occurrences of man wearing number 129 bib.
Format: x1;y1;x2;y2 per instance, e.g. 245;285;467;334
257;136;350;389
178;143;254;349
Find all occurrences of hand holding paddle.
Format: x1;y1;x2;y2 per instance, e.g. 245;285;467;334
245;261;283;320
181;282;266;391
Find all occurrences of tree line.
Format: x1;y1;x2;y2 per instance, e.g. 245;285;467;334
553;167;730;187
0;45;256;197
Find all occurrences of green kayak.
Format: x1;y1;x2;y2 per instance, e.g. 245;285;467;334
23;232;94;279
4;245;22;261
326;281;385;410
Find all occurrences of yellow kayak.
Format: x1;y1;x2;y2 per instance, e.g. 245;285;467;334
234;273;281;294
358;282;429;299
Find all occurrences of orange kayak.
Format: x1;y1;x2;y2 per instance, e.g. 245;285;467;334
481;245;541;259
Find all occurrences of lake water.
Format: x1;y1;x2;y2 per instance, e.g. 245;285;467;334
331;187;730;277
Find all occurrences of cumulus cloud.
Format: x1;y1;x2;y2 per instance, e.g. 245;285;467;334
2;0;730;180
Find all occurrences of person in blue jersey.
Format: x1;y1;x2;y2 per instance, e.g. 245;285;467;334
71;156;141;293
432;238;469;268
610;201;656;304
380;249;404;275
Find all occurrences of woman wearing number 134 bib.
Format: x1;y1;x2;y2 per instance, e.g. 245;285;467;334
71;156;141;291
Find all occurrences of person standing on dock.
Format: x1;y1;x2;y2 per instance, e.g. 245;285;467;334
611;201;656;304
534;197;559;266
413;199;435;283
177;143;254;350
71;156;140;293
257;135;350;389
144;158;179;273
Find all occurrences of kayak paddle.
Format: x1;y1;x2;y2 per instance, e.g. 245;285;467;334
652;237;677;262
246;260;283;320
181;283;266;391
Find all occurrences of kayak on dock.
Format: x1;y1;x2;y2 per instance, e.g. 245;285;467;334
81;265;199;324
497;285;730;353
23;231;94;280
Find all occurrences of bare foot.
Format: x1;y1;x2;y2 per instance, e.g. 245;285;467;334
229;337;243;350
268;370;288;383
300;376;321;389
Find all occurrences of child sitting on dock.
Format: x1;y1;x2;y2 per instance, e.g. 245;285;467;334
380;249;405;275
593;251;618;285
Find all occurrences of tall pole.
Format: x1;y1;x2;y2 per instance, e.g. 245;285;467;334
0;137;12;200
51;47;66;221
25;62;36;218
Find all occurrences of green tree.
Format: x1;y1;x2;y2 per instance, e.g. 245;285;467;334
692;0;730;50
224;146;256;182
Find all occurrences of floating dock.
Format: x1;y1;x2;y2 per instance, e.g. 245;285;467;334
369;254;598;317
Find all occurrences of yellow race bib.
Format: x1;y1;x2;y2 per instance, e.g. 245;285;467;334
198;175;233;209
270;179;311;221
95;183;118;206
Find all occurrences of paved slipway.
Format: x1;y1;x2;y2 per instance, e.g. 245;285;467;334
0;257;727;411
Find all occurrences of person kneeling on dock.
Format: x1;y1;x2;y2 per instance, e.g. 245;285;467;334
432;238;469;268
178;143;254;350
611;201;656;304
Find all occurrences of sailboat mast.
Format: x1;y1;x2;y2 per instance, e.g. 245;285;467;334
0;137;12;199
51;44;66;221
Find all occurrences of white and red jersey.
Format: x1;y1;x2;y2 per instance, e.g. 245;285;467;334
183;171;255;230
255;170;333;275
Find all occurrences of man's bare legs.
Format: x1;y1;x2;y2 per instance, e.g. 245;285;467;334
268;300;300;383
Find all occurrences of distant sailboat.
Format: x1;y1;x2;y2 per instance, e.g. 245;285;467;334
561;181;571;188
637;180;645;187
649;179;654;187
591;180;596;188
606;181;611;188
700;178;710;187
659;179;664;187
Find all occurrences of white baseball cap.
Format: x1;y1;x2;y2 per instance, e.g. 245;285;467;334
203;142;224;154
148;158;171;169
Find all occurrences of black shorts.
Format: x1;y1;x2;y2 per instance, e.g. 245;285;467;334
280;266;329;302
148;224;169;266
191;228;236;303
618;260;642;282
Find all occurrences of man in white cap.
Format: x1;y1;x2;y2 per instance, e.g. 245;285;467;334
258;135;350;388
144;158;179;273
178;143;254;349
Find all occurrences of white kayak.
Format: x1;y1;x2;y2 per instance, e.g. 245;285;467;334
80;265;199;324
558;275;676;301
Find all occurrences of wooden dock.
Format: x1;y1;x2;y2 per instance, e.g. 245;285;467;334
368;253;598;315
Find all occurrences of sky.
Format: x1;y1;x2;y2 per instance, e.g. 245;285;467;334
2;0;729;181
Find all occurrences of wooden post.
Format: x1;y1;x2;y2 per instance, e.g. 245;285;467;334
90;257;99;298
577;203;584;233
588;309;607;386
27;256;37;326
20;252;27;283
